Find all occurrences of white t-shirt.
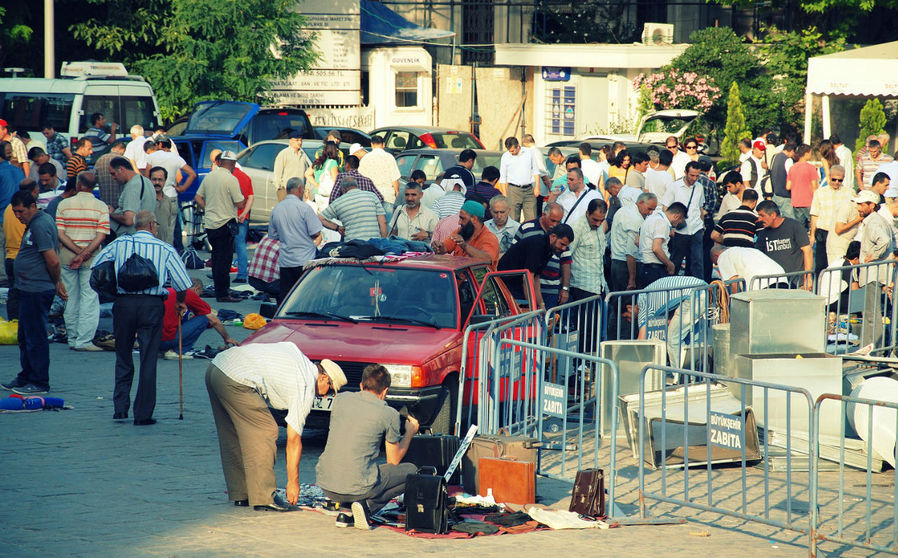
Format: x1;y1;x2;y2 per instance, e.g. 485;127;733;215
638;211;672;264
645;167;673;199
146;149;188;197
580;158;602;187
717;247;785;290
670;150;692;179
558;188;600;225
124;136;148;171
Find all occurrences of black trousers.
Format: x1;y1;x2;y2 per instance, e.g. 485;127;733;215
608;259;635;339
638;262;668;289
570;287;601;354
278;266;304;305
207;223;235;298
5;258;18;320
814;229;828;277
113;295;164;421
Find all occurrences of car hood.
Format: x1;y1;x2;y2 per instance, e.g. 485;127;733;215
184;100;259;136
242;319;462;364
586;109;700;144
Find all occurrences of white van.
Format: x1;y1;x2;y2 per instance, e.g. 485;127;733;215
0;61;161;153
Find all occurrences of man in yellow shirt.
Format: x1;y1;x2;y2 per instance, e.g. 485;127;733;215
4;181;35;319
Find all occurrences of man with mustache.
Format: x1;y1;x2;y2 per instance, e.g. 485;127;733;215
433;200;499;267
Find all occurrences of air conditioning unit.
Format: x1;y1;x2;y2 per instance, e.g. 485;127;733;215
642;23;674;45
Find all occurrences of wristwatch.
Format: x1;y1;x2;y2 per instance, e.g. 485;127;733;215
561;286;569;291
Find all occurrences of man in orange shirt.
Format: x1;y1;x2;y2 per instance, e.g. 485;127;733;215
3;181;34;319
434;200;499;267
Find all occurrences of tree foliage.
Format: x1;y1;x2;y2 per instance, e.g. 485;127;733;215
531;1;639;43
69;0;318;121
856;99;887;150
721;82;752;165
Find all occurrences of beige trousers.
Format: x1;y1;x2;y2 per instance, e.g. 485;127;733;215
205;364;279;506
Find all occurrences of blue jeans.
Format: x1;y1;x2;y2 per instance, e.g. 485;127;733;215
234;221;248;279
159;315;209;353
16;289;55;389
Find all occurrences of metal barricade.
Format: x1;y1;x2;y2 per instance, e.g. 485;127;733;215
747;269;816;291
604;282;722;372
816;260;898;356
455;310;545;436
811;394;898;557
637;365;816;549
496;338;620;514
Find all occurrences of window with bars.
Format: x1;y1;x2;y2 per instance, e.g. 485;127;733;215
546;85;576;137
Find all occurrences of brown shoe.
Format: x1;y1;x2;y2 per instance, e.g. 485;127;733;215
216;296;242;303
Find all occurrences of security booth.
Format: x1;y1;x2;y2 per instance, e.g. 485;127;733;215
364;47;433;129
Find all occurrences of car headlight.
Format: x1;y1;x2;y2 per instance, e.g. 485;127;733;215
384;364;413;387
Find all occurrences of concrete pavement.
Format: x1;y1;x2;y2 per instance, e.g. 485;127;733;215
0;265;859;557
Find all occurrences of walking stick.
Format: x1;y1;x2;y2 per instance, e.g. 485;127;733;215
178;318;184;420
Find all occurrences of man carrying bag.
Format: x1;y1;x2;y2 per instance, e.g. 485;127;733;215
91;210;192;425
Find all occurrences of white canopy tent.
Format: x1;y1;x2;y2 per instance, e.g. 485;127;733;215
804;41;898;145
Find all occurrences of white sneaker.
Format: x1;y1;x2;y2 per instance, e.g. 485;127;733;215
351;501;372;530
163;350;193;360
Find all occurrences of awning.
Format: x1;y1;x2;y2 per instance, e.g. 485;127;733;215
360;0;455;45
806;41;898;96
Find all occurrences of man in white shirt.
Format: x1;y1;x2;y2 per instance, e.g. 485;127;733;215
666;136;692;179
637;202;687;287
662;162;706;280
498;136;539;223
124;125;148;175
557;168;600;226
522;134;551;202
830;134;855;191
579;142;602;188
484;195;520;254
146;136;196;245
716;171;746;218
645;149;674;199
206;343;347;511
712;245;786;290
359;135;401;215
741;139;768;194
610;192;658;291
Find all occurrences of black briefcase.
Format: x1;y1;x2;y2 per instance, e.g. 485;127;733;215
404;467;449;534
569;468;605;518
402;434;461;485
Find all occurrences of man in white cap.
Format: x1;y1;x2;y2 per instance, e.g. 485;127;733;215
855;189;894;265
349;143;367;162
206;343;347;512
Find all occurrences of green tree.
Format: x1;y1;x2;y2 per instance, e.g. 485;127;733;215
856;98;887;150
721;82;751;165
635;84;654;133
68;0;317;121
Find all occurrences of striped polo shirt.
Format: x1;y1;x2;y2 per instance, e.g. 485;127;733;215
513;219;572;295
714;206;759;248
55;192;111;265
320;188;385;241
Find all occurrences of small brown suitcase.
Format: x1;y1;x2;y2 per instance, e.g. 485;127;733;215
569;468;605;518
478;457;536;505
462;434;538;495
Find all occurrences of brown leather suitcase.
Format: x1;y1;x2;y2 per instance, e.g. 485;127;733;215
478;457;536;505
569;468;605;518
462;434;538;495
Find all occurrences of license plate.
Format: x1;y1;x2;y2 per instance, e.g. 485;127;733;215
312;395;333;411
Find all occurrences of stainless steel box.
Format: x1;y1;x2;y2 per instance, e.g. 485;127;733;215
730;290;826;357
733;353;843;441
599;339;666;436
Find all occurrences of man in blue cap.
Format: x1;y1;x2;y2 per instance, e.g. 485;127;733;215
433;199;499;267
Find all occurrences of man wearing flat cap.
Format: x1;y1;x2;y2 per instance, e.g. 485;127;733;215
205;342;347;512
433;199;500;267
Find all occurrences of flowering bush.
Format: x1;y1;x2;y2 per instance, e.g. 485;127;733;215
632;69;721;112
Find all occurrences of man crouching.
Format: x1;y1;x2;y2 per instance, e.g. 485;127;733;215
205;343;347;511
316;364;419;529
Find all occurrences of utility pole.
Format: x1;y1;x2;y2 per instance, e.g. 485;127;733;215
44;0;55;78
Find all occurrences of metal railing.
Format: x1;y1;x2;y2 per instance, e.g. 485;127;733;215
747;269;815;291
811;394;898;556
816;260;898;356
637;365;816;549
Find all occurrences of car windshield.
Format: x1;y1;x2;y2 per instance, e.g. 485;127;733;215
471;153;501;174
279;264;458;329
430;133;481;150
185;102;253;134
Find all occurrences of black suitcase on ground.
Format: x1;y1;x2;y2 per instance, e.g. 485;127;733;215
404;467;449;534
402;434;461;485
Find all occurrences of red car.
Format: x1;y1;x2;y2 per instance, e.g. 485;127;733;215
241;255;533;434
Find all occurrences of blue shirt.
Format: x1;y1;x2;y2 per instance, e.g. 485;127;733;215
268;195;323;267
92;231;192;296
0;161;25;218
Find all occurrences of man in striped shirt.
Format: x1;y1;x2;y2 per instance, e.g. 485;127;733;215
56;171;110;351
66;139;92;185
711;189;759;248
92;210;192;425
319;177;386;241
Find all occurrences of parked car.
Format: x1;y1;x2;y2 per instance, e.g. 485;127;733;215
241;255;534;433
394;148;502;193
171;101;315;201
370;126;485;154
313;126;371;147
234;139;352;225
